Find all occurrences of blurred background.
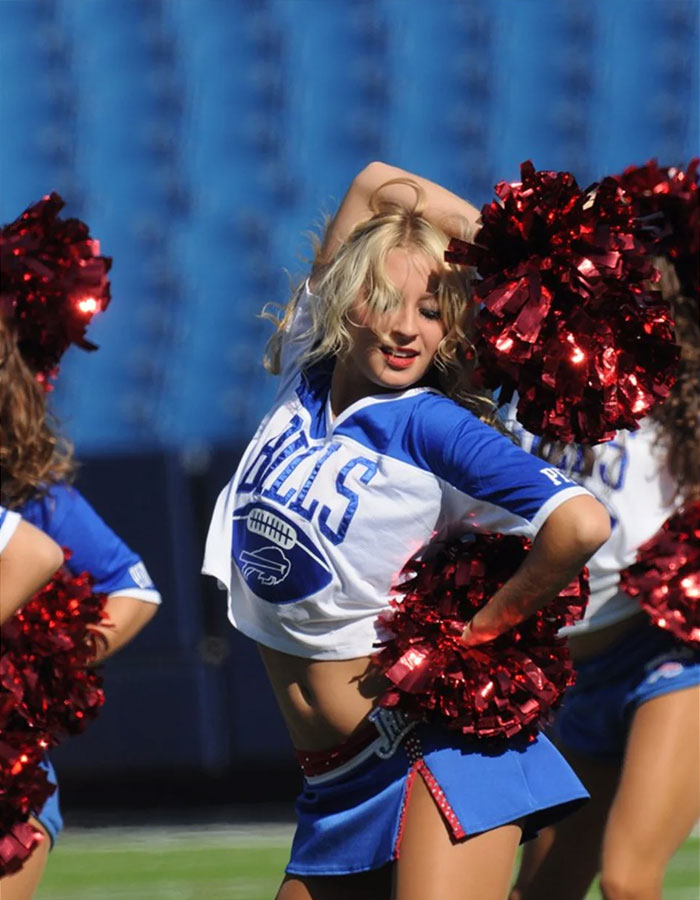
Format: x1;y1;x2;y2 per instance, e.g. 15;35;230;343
0;0;698;894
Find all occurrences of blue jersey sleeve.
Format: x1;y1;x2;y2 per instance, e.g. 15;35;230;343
19;485;161;602
409;394;591;537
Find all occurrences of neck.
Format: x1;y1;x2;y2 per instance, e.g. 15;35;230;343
329;357;418;419
329;359;367;419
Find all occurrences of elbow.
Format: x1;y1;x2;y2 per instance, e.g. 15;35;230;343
142;600;160;627
544;494;611;558
572;497;612;555
354;161;393;190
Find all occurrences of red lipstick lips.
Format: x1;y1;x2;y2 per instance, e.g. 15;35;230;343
380;346;419;369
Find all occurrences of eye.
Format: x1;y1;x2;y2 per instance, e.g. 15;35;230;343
419;306;442;321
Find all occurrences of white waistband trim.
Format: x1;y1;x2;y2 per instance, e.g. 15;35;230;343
303;709;416;786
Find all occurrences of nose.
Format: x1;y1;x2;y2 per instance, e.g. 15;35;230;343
388;303;418;342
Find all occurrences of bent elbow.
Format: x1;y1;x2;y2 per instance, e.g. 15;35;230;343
354;161;393;191
143;600;160;625
575;499;612;554
546;494;611;558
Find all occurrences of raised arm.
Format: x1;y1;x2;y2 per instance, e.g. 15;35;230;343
461;494;611;645
315;161;482;268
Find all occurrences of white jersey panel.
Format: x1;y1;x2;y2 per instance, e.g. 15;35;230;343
504;408;681;634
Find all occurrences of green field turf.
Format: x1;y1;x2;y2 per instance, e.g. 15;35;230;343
35;826;699;900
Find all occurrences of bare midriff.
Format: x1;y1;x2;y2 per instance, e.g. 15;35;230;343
257;643;390;751
258;612;649;751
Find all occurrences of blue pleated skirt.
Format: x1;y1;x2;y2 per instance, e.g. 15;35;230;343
287;721;588;876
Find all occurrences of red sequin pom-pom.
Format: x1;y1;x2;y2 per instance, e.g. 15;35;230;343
0;192;111;384
446;161;680;443
1;563;108;738
621;500;700;645
373;534;589;742
0;562;108;874
0;741;52;875
614;159;699;298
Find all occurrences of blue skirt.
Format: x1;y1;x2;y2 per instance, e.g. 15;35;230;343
35;757;63;846
287;713;588;877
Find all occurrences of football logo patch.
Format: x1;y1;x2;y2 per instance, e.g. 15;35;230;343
232;502;333;603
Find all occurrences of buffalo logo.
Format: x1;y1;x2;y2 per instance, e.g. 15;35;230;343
646;660;685;685
232;502;333;604
239;546;291;585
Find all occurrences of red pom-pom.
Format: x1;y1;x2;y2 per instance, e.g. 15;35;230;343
0;561;108;873
0;740;51;875
0;819;46;877
614;159;699;298
0;193;111;384
446;162;680;443
373;534;589;741
621;500;700;645
1;562;108;739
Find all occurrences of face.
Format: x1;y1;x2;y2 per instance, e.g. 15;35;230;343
333;247;446;410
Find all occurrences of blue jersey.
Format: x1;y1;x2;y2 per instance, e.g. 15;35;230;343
20;484;160;603
0;504;21;553
204;283;590;659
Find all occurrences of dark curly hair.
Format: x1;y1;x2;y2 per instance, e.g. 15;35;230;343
0;316;76;508
649;259;699;500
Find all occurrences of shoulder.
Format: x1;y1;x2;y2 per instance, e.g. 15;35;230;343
18;482;76;531
335;390;485;473
20;483;118;547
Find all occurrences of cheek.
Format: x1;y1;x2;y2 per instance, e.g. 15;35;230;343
347;324;379;366
425;322;447;356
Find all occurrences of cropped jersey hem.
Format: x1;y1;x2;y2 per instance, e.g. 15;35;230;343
226;607;387;660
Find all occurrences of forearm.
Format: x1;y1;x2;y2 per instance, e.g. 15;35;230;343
88;594;158;664
318;161;482;265
463;495;611;645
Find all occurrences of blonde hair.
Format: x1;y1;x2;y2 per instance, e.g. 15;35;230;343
263;180;500;425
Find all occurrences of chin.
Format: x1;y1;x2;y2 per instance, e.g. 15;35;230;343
374;371;423;391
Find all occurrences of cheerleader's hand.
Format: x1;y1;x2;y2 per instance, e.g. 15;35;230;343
459;618;500;647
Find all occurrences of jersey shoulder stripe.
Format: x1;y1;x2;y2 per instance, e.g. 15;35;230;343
335;391;586;525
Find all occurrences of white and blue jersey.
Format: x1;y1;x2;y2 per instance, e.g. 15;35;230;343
204;283;591;659
19;484;161;604
0;504;21;553
503;409;682;635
